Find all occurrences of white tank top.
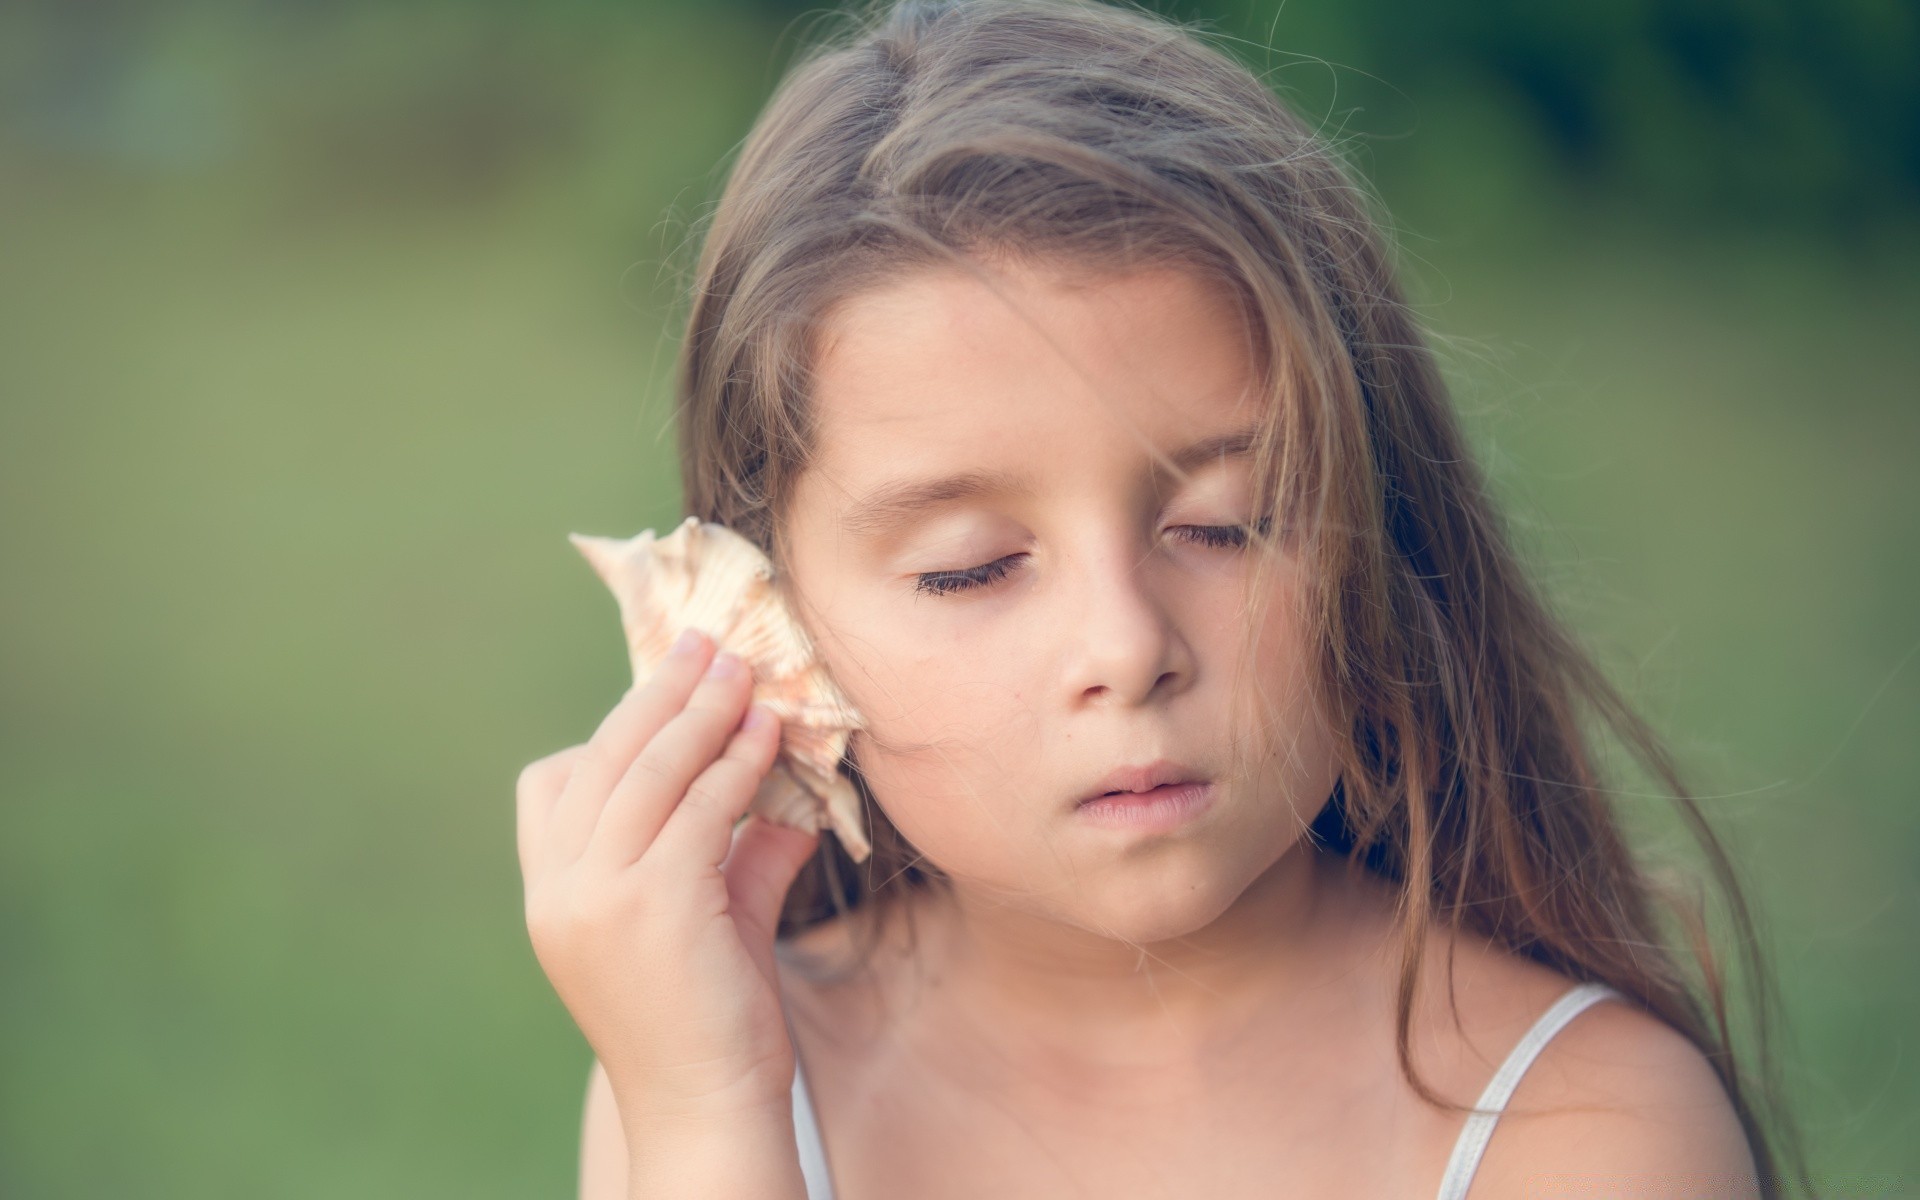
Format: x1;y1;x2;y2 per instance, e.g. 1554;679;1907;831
790;980;1624;1199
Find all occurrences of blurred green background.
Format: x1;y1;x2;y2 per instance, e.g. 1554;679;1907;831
2;0;1913;1195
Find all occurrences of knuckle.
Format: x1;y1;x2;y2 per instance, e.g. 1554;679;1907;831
515;750;569;798
681;771;745;819
679;780;723;816
568;746;606;779
562;884;623;929
526;876;629;939
522;889;566;942
622;752;678;790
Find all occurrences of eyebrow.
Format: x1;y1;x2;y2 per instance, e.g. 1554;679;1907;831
840;423;1262;541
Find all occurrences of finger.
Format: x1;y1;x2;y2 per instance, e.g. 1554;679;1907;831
639;700;785;878
541;628;717;875
515;746;581;884
721;811;821;955
581;651;762;874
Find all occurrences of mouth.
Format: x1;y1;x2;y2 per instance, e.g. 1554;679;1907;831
1077;758;1210;806
1074;779;1217;832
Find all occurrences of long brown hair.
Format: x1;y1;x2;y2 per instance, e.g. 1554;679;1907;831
670;0;1811;1192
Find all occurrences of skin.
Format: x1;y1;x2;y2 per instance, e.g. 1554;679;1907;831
766;258;1483;1196
571;256;1765;1198
777;256;1354;1076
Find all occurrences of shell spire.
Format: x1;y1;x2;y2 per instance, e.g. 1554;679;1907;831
567;516;870;862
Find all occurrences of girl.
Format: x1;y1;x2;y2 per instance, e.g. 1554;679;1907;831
516;1;1810;1196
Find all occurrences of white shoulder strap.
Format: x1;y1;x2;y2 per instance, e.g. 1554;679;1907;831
1433;981;1624;1200
792;1058;838;1200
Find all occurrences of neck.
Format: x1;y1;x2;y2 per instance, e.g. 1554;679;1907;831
884;845;1393;1090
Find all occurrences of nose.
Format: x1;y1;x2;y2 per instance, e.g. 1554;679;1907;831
1057;535;1195;709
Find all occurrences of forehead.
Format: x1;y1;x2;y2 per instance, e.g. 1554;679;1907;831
803;261;1264;492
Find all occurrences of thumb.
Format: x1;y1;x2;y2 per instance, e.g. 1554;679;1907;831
722;813;821;945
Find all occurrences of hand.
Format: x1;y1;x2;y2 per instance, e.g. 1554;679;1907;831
516;629;822;1123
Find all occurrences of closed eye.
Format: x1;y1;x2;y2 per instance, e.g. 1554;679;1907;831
911;518;1273;597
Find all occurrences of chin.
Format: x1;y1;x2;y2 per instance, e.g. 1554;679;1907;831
1059;864;1251;945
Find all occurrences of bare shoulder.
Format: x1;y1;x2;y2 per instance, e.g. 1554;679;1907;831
1469;989;1763;1199
579;1057;629;1200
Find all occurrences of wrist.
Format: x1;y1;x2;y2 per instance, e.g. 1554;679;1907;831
620;1097;808;1200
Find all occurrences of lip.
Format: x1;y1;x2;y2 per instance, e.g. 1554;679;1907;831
1074;781;1216;832
1078;757;1208;804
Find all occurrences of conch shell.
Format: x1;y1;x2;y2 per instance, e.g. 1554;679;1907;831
568;516;870;862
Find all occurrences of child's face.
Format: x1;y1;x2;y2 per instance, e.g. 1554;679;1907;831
781;257;1340;946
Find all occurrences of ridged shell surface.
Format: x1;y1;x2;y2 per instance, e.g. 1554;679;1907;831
568;516;870;861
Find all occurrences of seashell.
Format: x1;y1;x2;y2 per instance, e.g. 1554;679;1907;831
567;516;870;862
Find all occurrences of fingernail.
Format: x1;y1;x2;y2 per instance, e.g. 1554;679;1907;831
670;628;704;656
706;650;744;679
744;704;775;733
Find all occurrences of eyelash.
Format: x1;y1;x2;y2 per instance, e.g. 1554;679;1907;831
912;518;1274;598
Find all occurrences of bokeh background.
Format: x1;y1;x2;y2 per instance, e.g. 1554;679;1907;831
2;0;1914;1195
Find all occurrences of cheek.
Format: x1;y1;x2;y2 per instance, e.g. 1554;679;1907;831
1240;595;1340;813
781;532;1038;859
805;581;1036;744
814;615;1009;751
849;726;1041;886
820;628;1047;867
